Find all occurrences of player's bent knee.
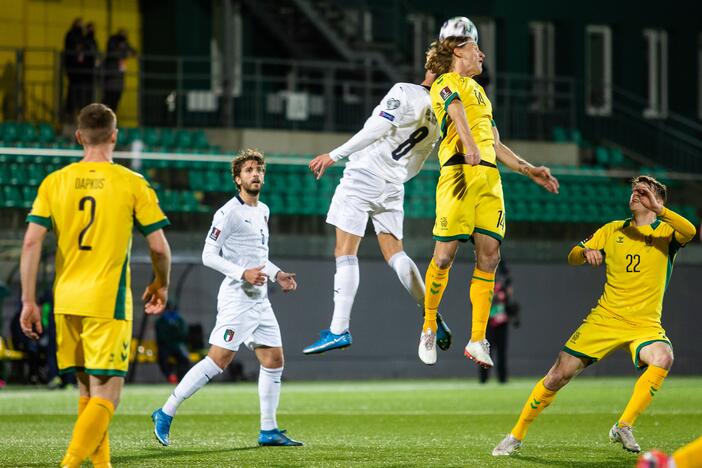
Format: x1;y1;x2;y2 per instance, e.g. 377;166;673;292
476;250;500;272
651;351;674;370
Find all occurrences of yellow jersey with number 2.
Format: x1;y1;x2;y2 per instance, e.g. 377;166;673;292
27;162;169;321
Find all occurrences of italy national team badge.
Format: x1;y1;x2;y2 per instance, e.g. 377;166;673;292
209;226;221;241
440;86;452;100
223;329;235;342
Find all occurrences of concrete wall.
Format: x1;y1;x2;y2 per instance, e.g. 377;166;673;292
205;128;579;166
128;256;702;382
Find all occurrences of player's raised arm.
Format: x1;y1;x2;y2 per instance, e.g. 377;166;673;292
636;184;696;244
143;229;171;315
19;223;49;339
492;126;559;194
309;85;404;179
446;99;481;165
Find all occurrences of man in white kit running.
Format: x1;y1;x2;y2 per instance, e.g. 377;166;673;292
302;70;452;356
151;149;303;447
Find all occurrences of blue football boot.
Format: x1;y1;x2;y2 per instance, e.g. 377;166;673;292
151;408;173;446
258;428;304;446
303;329;352;355
436;313;452;351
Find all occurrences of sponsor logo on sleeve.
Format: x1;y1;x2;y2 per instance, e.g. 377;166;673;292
440;86;452;101
385;98;400;110
378;110;396;122
209;226;221;241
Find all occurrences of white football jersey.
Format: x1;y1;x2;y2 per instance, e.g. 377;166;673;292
345;83;440;184
203;195;276;311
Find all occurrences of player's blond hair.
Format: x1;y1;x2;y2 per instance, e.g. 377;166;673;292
77;103;117;145
231;148;265;188
631;175;667;202
425;37;469;75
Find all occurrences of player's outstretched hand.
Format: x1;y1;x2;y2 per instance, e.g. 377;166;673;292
583;248;603;267
464;144;481;166
20;302;42;340
634;184;663;215
276;271;297;293
529;166;560;194
309;153;335;180
243;266;267;286
143;280;168;315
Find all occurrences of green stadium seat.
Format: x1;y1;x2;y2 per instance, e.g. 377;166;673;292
552;126;567;143
8;163;27;185
191;130;209;150
37;123;56;144
142;128;160;148
0;164;9;184
595;147;609;167
21;186;37;208
609;147;625;167
160;128;176;149
175;130;192;149
2;186;22;208
26;164;45;185
1;123;18;144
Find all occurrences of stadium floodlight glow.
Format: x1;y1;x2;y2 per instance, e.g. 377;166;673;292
439;16;479;45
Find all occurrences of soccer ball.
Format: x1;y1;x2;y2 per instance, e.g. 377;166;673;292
439;16;478;44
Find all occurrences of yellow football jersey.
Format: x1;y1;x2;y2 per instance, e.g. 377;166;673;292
27;162;168;321
578;218;686;326
430;71;496;166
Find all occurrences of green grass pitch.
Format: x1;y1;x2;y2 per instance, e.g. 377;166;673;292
0;377;700;467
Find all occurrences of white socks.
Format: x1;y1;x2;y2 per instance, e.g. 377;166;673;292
330;255;359;334
162;356;223;417
259;366;283;431
388;251;425;306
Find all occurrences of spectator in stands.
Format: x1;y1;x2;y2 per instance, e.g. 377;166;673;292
77;22;100;109
63;18;85;120
478;261;520;384
155;303;191;383
103;28;136;112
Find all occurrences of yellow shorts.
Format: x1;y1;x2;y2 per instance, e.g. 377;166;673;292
432;163;505;242
56;314;133;377
563;308;671;369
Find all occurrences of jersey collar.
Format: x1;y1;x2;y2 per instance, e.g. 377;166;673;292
235;194;245;205
623;218;661;229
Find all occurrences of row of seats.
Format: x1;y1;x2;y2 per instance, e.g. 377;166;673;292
0;122;58;145
117;128;217;152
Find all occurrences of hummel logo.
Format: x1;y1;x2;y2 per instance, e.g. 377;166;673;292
617;236;624;244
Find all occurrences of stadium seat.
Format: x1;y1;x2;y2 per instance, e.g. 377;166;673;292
37;123;56;144
552;126;567;143
2;186;22;208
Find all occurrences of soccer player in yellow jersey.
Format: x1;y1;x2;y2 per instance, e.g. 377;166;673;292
419;17;560;366
493;176;697;457
19;103;172;468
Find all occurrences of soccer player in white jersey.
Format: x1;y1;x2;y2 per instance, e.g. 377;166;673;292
302;70;452;359
151;149;303;447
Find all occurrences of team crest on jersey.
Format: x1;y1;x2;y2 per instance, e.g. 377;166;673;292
223;329;235;342
440;86;452;100
385;98;400;110
209;227;221;241
645;235;653;246
616;235;624;244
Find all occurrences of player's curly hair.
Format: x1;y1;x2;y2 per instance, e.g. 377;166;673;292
425;37;469;75
631;175;667;202
231;148;265;188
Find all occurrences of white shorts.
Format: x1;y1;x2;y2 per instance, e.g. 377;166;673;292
208;302;282;352
326;168;405;239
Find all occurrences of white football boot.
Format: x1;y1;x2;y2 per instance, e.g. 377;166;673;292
418;328;437;365
492;434;522;456
609;423;641;453
464;339;494;368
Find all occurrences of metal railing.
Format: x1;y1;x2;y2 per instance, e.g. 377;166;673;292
0;46;576;138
